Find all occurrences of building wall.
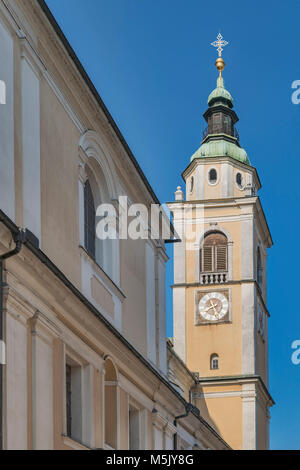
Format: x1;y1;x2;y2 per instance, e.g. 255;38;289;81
0;0;229;451
40;76;82;288
197;391;243;450
0;0;169;366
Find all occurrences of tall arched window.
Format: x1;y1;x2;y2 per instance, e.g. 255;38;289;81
80;131;120;284
257;247;263;290
201;232;228;273
84;163;112;276
104;358;118;449
84;179;96;259
210;354;219;370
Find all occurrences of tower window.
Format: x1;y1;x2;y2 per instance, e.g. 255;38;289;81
257;247;263;290
201;232;228;273
208;168;218;185
190;176;194;193
236;172;243;189
210;354;219;370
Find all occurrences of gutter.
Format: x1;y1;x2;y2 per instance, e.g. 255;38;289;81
0;229;24;450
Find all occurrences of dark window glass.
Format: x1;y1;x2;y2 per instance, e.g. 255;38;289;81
66;364;72;438
257;247;263;290
211;354;219;370
84;180;96;259
209;169;217;184
223;114;232;135
212;112;222;133
236;172;243;188
190;176;194;193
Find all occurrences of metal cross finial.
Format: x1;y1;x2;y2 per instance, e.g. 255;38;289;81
211;33;229;58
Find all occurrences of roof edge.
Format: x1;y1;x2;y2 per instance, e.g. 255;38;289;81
37;0;161;206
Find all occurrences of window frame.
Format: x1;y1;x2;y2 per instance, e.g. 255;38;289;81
128;402;141;450
257;246;263;291
235;172;244;190
64;355;83;443
189;176;194;194
210;354;219;370
207;167;219;186
201;232;228;273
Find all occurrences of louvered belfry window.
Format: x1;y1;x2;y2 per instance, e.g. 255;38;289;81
84;179;96;259
201;232;228;273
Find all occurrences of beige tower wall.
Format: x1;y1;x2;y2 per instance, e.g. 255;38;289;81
170;153;273;449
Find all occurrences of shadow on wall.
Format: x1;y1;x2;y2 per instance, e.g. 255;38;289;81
193;383;222;436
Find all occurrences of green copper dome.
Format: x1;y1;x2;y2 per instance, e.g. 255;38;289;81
191;66;250;166
208;76;234;108
191;139;250;165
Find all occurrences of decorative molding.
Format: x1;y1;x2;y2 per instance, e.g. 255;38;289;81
44;70;85;132
118;373;154;412
79;246;125;302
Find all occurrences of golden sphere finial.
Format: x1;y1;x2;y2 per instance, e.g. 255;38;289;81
216;57;225;77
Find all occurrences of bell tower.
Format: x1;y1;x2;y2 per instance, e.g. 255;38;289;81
168;35;274;450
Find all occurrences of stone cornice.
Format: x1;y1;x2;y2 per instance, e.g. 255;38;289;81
195;374;275;406
182;155;261;189
167;196;273;247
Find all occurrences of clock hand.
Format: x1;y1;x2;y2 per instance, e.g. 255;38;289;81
210;300;219;318
204;303;218;312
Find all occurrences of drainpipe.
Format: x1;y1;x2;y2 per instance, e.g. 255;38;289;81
0;229;24;450
173;403;194;450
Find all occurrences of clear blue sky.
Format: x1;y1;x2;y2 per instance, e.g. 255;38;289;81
46;0;300;450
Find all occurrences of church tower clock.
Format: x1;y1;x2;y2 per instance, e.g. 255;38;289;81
168;35;274;450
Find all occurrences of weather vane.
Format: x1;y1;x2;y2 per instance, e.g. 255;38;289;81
211;33;229;58
211;33;229;77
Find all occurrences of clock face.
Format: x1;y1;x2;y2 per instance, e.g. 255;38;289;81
199;292;229;322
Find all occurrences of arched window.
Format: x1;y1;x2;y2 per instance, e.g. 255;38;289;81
104;359;118;449
201;232;228;273
84;163;115;279
208;168;218;184
257;247;263;290
210;354;219;370
80;131;120;284
236;172;243;188
84;179;96;259
190;176;194;193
